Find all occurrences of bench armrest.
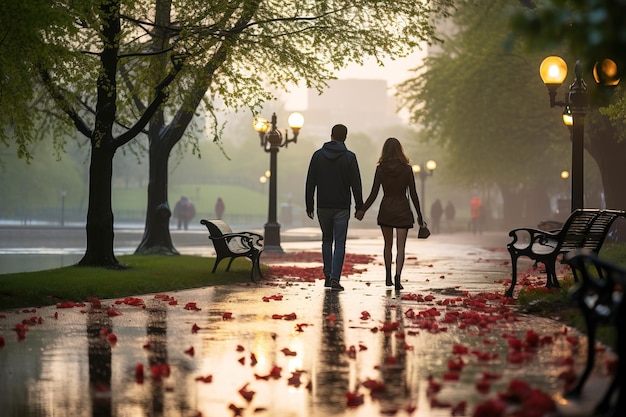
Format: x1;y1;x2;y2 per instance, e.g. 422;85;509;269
210;232;264;252
508;227;560;250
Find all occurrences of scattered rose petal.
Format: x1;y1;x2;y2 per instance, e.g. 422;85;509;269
238;384;255;402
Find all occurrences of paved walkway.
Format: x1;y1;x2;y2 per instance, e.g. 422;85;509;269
0;227;616;417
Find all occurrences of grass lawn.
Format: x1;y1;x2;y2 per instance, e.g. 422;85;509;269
0;255;258;311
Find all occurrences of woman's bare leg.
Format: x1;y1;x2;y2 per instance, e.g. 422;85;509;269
394;228;409;289
381;226;394;285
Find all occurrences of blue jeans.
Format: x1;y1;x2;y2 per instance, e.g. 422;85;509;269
317;208;350;280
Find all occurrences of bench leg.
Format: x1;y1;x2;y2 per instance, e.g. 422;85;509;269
226;257;236;272
212;258;222;273
565;306;597;399
545;263;561;289
505;254;518;298
252;250;264;282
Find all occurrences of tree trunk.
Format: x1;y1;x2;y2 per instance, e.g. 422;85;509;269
78;145;121;268
586;116;626;210
135;134;178;255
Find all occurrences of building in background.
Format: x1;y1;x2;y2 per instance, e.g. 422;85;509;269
303;79;403;138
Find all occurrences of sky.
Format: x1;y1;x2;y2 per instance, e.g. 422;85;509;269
284;48;428;110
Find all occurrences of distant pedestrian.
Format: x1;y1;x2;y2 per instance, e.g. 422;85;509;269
173;196;196;230
355;137;424;291
470;196;482;234
430;199;443;234
445;201;456;232
215;197;225;220
305;124;363;291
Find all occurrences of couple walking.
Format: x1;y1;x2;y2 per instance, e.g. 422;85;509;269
305;124;425;291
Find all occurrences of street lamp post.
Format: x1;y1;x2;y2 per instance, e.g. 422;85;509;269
412;160;437;214
253;112;304;253
539;57;620;212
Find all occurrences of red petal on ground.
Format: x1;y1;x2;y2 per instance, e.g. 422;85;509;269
222;312;233;320
281;348;297;356
106;307;122;317
192;323;201;333
106;333;117;344
250;353;258;366
269;366;282;379
238;384;255;402
184;346;195;356
566;336;579;345
228;403;244;416
236;344;245;352
345;392;364;407
443;371;460;381
476;379;491;394
185;302;201;311
452;344;469;355
135;364;144;383
195;375;213;383
287;371;303;387
472;398;507;417
283;312;297;320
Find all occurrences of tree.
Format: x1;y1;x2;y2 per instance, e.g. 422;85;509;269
7;0;455;267
396;0;571;227
508;0;626;210
125;0;456;255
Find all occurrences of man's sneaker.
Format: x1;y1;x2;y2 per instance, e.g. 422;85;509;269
329;279;344;291
324;277;331;288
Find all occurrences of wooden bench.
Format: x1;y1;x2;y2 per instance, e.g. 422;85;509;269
564;250;625;416
505;209;625;297
200;219;264;282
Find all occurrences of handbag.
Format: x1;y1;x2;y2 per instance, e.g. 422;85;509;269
418;222;431;239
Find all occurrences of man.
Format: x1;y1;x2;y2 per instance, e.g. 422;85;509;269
305;124;363;291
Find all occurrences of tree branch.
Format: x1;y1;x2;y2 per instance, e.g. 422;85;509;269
116;56;183;146
39;68;92;138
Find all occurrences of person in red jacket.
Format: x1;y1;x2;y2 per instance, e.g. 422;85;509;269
355;137;424;291
173;196;196;230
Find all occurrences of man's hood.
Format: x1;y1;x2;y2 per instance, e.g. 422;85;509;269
321;141;348;160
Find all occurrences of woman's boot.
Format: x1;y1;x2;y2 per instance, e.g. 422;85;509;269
386;267;393;286
394;274;403;290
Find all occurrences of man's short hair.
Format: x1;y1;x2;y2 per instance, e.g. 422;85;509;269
331;124;347;141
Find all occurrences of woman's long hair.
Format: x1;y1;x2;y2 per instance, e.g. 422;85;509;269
378;137;410;164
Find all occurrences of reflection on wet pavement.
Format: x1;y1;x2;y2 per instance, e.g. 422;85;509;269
0;233;616;416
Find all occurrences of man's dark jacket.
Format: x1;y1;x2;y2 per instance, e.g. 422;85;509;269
305;140;363;213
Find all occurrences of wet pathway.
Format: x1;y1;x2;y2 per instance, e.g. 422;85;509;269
0;230;615;417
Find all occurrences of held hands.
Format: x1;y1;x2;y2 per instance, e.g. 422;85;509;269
355;210;365;221
307;210;314;220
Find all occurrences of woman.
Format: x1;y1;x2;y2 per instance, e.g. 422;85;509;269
355;138;424;290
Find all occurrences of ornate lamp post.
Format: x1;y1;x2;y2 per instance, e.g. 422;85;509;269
253;112;304;252
539;56;620;212
412;160;437;213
